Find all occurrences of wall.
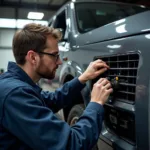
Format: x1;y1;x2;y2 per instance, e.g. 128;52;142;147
0;28;16;71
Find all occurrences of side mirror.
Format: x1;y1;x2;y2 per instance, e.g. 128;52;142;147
57;28;68;42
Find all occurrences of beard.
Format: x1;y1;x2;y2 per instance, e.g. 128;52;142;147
37;69;55;80
35;60;58;80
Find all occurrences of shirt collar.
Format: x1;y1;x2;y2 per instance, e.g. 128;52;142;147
7;61;42;93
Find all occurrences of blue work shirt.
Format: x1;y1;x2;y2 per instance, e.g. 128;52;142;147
0;62;104;150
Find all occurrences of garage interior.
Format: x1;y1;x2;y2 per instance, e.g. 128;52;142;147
0;0;149;71
0;0;149;21
0;0;148;72
0;0;150;150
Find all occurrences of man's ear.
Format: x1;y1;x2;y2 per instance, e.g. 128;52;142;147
26;50;38;64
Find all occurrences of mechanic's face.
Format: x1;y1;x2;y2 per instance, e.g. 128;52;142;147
36;36;62;79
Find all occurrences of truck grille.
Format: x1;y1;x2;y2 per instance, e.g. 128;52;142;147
93;53;139;103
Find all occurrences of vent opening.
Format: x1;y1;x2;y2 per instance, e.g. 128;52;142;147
92;53;139;103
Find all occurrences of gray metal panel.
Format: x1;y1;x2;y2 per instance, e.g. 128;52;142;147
73;34;150;150
75;11;150;46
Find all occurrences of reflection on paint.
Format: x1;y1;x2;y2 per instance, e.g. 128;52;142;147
116;24;127;33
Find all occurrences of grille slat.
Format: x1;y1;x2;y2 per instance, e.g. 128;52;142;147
109;75;136;78
119;83;136;87
93;53;139;103
109;68;137;70
118;91;135;95
107;60;138;63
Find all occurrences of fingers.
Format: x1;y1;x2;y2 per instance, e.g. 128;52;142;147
83;59;109;82
96;78;104;84
104;82;112;89
90;59;109;74
91;77;113;105
106;88;113;94
94;59;105;64
95;67;107;75
96;62;109;69
94;59;109;69
96;78;113;90
94;59;103;63
91;60;109;77
100;80;111;91
97;78;109;84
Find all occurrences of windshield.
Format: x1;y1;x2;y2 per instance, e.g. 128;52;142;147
75;2;149;33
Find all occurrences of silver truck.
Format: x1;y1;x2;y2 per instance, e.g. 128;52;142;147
42;0;150;149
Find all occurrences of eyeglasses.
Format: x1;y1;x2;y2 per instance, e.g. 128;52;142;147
38;51;60;62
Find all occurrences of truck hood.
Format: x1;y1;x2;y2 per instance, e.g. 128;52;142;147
75;11;150;46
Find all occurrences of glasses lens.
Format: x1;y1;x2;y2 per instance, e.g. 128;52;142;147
56;54;60;61
38;52;60;62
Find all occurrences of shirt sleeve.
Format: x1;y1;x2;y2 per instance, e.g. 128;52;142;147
40;77;86;112
3;86;104;150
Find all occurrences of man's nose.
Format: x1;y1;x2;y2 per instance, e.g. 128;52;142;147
57;58;63;65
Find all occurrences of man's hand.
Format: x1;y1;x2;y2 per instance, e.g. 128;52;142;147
78;59;109;84
91;78;113;105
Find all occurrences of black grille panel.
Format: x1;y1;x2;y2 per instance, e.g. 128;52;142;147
104;105;135;144
93;53;139;103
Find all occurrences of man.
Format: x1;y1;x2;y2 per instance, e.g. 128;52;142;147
0;23;113;150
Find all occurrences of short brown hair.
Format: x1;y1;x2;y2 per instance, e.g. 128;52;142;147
13;23;62;65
